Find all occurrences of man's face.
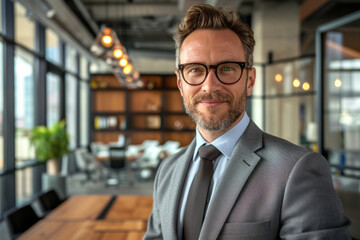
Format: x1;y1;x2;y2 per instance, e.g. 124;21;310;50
176;29;255;134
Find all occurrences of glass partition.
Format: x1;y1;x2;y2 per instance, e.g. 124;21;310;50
263;57;316;150
46;28;61;65
323;18;360;177
14;47;35;164
66;74;78;149
14;2;35;51
0;41;3;171
65;45;78;74
80;81;89;146
46;72;61;127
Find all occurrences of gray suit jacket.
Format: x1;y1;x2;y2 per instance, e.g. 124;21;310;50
144;121;351;240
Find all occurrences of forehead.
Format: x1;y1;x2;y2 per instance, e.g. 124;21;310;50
179;29;244;64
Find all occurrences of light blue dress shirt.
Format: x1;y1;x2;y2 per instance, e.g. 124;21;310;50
177;112;250;239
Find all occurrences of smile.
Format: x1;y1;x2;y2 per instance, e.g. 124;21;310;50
200;99;226;107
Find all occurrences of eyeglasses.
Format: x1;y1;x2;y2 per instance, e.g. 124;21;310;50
178;61;248;86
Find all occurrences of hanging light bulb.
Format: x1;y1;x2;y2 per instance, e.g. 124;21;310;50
123;63;133;75
302;82;310;91
91;26;118;57
113;48;123;59
101;27;114;47
293;78;300;88
119;55;129;67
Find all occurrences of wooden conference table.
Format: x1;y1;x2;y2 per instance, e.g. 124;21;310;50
18;195;153;240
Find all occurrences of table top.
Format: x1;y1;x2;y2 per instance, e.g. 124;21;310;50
46;195;113;221
17;194;153;240
106;195;153;220
17;220;147;240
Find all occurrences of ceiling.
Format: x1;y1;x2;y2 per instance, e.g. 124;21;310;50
22;0;360;62
69;0;255;55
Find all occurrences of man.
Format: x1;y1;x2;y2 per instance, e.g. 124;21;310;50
144;4;351;240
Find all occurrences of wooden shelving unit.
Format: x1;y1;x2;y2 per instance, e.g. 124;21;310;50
90;73;196;146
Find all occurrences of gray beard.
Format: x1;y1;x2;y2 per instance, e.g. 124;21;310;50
183;92;246;131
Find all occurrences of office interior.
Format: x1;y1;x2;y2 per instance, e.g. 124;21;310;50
0;0;360;239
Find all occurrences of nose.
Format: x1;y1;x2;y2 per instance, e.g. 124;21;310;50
201;69;222;92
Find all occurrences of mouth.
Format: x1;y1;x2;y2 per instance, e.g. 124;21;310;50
200;99;227;107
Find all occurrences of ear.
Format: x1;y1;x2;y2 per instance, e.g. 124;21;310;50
175;70;184;97
246;67;256;96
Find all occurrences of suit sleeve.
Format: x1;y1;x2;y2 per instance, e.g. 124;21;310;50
143;162;163;240
279;151;351;240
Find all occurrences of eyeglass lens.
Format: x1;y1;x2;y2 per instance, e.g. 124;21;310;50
182;62;244;85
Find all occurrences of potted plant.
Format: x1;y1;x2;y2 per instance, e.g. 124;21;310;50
30;120;70;175
30;120;70;198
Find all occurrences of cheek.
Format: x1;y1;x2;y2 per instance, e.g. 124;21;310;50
182;85;199;100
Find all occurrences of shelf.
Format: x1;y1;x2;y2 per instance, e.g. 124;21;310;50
93;111;126;115
90;73;194;146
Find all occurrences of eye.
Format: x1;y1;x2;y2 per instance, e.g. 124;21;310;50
221;66;233;72
184;64;205;75
189;67;202;73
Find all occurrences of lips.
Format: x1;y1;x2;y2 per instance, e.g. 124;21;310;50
200;99;226;106
194;93;230;106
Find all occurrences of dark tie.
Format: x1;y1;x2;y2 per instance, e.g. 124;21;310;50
183;144;221;240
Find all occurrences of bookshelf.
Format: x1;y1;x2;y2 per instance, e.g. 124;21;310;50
90;73;196;146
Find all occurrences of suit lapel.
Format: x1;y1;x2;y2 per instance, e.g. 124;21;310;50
163;139;196;239
200;121;264;240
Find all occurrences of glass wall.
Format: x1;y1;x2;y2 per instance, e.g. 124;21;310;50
46;72;61;126
65;44;78;74
80;57;89;146
263;57;316;150
45;28;61;65
323;18;360;177
14;47;35;164
14;2;35;51
0;41;3;171
80;81;89;146
66;74;78;149
0;0;2;33
0;0;95;216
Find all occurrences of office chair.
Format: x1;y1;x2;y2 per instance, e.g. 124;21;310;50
74;148;99;184
38;189;64;216
106;146;128;186
4;204;42;239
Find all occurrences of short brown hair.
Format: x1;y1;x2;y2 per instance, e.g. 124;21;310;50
174;4;255;68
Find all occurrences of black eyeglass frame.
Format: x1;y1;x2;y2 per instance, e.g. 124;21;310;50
178;61;249;86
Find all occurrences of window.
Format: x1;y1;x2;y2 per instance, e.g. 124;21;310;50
0;0;2;33
323;21;360;176
80;56;89;80
263;57;316;148
65;45;77;74
46;72;61;127
14;2;35;51
46;28;61;65
80;81;89;146
66;74;77;149
16;167;33;206
14;47;35;164
0;41;3;170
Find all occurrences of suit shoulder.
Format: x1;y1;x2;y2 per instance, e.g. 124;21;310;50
260;132;317;163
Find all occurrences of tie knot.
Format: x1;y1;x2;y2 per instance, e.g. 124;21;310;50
198;145;221;161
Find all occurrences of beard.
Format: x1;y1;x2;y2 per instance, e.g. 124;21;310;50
183;90;247;131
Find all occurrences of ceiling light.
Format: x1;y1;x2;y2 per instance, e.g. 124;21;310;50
334;78;342;88
275;73;283;82
293;78;300;88
302;82;310;91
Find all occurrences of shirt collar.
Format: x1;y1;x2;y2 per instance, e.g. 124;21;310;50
194;112;250;161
